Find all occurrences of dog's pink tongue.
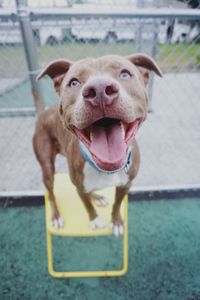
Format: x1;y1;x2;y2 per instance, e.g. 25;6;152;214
90;123;126;169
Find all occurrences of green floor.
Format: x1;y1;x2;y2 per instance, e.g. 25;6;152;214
1;198;200;300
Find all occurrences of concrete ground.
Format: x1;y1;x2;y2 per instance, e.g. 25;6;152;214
0;73;200;193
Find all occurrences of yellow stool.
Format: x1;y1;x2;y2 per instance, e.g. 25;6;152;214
45;173;128;278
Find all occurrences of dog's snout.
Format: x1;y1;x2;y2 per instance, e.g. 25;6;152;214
82;78;119;107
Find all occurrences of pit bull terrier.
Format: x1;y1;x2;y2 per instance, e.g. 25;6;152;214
33;53;162;236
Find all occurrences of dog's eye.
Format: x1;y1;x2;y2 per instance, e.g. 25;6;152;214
69;78;81;87
119;70;131;79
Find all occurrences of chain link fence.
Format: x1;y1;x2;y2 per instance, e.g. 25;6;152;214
0;0;200;193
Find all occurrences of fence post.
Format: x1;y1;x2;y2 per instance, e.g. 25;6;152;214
147;17;159;112
146;0;159;112
135;0;144;52
16;0;44;115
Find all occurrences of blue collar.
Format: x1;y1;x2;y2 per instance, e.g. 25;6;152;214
80;142;132;174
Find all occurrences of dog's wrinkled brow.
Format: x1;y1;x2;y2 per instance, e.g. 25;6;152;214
68;66;92;79
103;61;123;70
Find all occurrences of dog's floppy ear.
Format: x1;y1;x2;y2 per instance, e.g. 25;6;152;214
37;59;72;94
127;53;163;86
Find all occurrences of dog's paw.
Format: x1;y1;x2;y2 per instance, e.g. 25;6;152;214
95;198;109;207
51;216;64;229
90;216;105;230
110;223;124;237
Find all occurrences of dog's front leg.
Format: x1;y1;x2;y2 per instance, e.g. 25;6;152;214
33;130;64;229
41;163;64;229
111;186;129;236
77;189;105;230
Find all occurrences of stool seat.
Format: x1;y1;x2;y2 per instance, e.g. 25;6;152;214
45;173;128;278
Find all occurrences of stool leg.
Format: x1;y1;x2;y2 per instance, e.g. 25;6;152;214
122;196;128;274
46;230;54;276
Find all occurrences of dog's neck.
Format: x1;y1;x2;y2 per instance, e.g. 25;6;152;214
79;142;132;175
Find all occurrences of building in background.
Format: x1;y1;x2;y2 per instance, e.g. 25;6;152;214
0;0;199;45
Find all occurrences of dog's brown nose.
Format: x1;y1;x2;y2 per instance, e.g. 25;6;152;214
82;78;119;107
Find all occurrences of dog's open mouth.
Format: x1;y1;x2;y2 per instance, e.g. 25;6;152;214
73;118;141;171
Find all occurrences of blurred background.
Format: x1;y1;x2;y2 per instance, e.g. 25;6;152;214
0;0;200;194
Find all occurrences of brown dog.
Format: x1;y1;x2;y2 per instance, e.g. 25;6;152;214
33;53;162;236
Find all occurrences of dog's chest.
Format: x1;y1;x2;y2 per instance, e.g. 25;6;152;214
83;162;129;193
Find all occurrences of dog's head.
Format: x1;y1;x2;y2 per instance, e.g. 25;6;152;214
38;54;162;171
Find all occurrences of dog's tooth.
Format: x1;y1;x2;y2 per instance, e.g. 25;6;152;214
120;122;125;139
90;129;93;141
